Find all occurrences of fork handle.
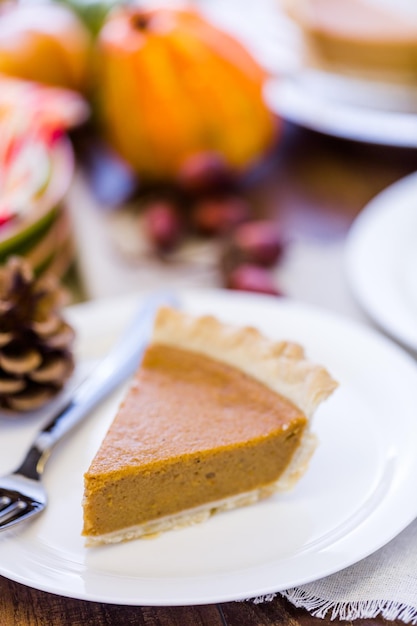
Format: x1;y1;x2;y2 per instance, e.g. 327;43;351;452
18;291;178;477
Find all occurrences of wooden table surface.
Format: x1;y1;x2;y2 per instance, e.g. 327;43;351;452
1;121;416;625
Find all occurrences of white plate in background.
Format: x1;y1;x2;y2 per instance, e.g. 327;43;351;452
345;172;417;353
198;0;417;146
266;77;417;148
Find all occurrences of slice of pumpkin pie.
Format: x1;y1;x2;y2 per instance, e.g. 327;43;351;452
82;307;337;546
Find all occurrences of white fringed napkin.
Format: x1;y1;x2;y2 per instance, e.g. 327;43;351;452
254;518;417;623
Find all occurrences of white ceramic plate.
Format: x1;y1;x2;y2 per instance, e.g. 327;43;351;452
345;172;417;354
1;289;417;605
266;77;417;148
198;0;417;147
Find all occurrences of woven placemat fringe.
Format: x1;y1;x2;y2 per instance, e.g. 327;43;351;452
279;589;417;624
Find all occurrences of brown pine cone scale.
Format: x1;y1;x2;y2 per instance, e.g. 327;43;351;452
0;257;75;413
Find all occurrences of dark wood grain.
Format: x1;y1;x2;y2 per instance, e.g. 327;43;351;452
1;122;416;626
0;576;407;626
251;123;417;239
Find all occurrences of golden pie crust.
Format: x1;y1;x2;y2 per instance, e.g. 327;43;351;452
82;307;337;546
283;0;417;85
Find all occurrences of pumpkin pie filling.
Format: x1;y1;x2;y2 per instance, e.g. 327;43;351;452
82;307;337;545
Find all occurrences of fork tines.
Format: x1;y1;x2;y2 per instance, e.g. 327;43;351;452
0;491;42;528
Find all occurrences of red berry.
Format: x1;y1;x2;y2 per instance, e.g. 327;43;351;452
233;220;285;266
192;196;251;236
227;264;283;296
177;152;232;193
143;200;183;252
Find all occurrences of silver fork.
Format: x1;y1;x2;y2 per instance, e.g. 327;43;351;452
0;291;178;533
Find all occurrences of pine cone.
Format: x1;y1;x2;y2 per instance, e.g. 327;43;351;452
0;257;75;412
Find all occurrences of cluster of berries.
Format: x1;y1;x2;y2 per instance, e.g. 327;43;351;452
139;153;286;296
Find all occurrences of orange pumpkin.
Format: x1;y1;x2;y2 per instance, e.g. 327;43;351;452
96;6;278;180
0;2;92;93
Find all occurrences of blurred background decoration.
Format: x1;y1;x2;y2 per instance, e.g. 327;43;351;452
0;0;290;300
0;74;87;284
275;0;417;122
282;0;417;89
94;4;277;181
0;0;416;303
0;0;93;92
